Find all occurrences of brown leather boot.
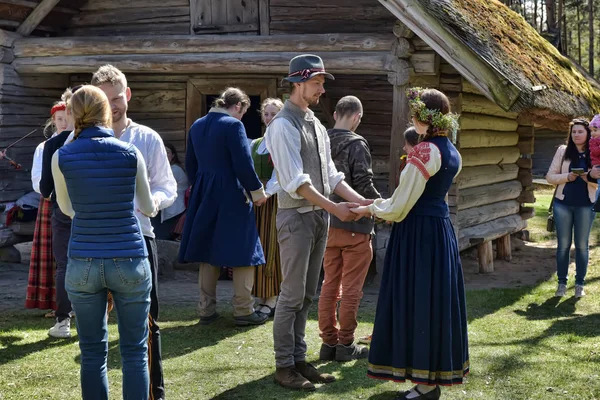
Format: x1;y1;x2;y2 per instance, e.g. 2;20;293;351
295;361;336;383
274;366;315;391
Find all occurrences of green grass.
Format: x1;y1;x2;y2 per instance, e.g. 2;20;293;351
2;191;600;399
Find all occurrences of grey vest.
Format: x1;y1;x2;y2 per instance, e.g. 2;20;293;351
272;100;330;209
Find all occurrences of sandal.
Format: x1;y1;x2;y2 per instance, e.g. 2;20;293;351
257;304;275;318
44;310;56;318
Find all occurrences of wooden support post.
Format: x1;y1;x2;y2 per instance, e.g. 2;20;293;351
496;234;512;261
387;70;410;193
477;241;494;273
16;0;60;36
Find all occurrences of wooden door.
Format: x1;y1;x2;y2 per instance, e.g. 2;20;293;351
190;0;260;34
185;77;277;144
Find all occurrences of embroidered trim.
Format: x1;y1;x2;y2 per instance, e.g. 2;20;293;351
407;142;432;179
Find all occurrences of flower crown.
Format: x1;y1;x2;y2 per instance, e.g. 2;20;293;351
407;87;459;143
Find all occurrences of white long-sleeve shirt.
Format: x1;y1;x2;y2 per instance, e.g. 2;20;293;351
31;132;58;194
368;142;461;222
265;117;344;199
51;146;157;219
65;121;177;238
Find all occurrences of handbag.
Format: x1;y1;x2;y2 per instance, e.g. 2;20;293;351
547;191;557;232
547;153;565;232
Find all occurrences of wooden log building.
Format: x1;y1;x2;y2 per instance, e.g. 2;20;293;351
1;0;599;272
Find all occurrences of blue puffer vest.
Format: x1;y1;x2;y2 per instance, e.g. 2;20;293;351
58;126;147;259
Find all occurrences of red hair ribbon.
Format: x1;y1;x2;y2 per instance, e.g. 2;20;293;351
288;68;325;80
50;103;66;116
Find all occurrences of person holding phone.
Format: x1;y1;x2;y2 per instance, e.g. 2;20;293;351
546;118;597;298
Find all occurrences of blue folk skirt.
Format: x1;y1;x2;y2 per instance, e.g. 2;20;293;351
367;213;469;386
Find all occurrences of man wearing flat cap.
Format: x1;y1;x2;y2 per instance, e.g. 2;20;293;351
265;54;373;390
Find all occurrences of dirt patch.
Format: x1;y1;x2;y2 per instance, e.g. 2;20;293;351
0;237;560;313
462;237;557;290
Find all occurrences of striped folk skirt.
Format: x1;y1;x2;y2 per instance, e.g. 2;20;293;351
25;197;56;310
252;195;282;299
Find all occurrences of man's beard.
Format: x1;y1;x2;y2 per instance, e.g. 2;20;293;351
303;94;321;106
112;110;125;123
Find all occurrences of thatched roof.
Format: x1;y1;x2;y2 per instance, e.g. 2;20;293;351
379;0;600;125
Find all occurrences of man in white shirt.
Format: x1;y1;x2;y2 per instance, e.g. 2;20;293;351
265;54;372;391
91;65;176;400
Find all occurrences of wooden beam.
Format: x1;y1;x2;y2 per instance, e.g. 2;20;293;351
461;146;520;167
1;0;76;14
13;34;395;57
16;0;60;36
457;200;520;229
459;130;519;149
13;52;393;74
460;113;519;131
477;241;494;273
455;164;519;190
259;0;270;35
458;180;522;211
387;72;410;193
378;0;522;111
496;234;512;261
458;214;527;251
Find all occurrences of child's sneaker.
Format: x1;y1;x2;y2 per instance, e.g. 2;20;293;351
48;318;71;338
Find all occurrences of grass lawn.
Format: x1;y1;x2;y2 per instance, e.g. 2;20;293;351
2;189;600;399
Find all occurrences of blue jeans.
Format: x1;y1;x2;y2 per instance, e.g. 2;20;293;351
66;257;152;400
554;201;595;285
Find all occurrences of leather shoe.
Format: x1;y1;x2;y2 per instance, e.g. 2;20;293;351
274;366;315;391
295;361;336;383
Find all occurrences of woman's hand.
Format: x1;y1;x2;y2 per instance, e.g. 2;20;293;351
567;172;578;182
590;166;600;180
351;205;374;218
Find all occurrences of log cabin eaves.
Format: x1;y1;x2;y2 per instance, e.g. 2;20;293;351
379;0;600;124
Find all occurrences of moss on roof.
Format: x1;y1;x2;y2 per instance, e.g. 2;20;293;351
418;0;600;115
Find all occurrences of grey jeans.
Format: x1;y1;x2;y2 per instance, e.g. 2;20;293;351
273;208;329;368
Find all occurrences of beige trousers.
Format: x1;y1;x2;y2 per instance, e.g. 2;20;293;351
198;263;255;317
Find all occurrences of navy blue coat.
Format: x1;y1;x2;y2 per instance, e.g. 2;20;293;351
178;110;265;267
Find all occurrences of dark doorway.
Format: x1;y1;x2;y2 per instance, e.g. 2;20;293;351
205;94;263;140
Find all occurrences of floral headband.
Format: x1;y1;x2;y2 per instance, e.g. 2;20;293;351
407;87;459;143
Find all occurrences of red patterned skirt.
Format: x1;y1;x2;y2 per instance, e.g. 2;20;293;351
24;197;56;310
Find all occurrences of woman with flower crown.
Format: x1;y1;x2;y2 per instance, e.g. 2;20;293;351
352;88;469;400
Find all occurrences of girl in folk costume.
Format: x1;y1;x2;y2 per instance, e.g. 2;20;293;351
25;102;69;316
251;98;284;317
352;88;469;400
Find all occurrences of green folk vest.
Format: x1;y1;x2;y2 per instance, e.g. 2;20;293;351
251;137;274;180
271;100;330;209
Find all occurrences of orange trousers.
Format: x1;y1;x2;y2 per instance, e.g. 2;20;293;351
318;227;373;346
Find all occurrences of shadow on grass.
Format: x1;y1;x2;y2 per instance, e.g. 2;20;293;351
210;359;389;400
0;331;77;366
73;310;268;367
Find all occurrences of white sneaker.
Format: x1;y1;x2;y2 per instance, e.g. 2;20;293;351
48;317;71;338
555;284;567;297
68;311;75;318
575;285;586;298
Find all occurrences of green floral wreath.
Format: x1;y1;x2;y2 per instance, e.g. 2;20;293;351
407;87;459;143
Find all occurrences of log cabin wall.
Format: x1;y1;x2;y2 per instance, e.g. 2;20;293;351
454;76;529;251
70;74;188;163
0;32;69;202
268;0;396;34
276;75;394;196
65;0;191;36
